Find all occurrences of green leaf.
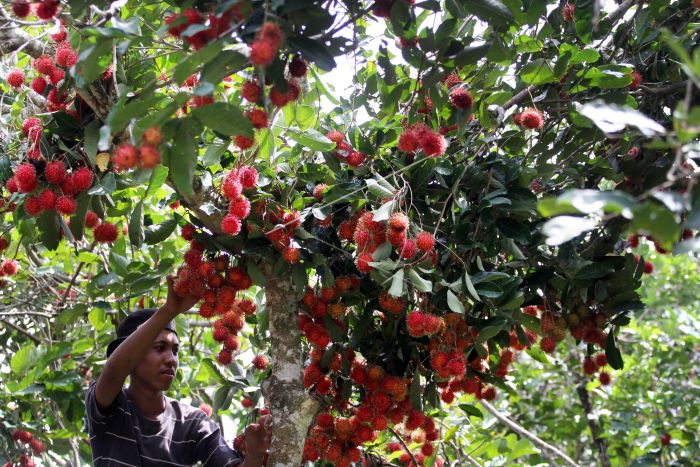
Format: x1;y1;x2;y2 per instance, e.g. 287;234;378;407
168;118;200;201
366;179;395;198
213;386;232;413
246;260;267;287
287;36;337;71
407;268;432;293
83;120;100;166
202;142;228;166
410;371;422;410
173;42;223;84
200;50;248;84
74;38;113;86
292;263;308;300
129;202;144;247
538;189;636;216
458;0;515;27
88;173;117;196
37;210;61;250
69;192;91;241
458;404;483;418
145;165;169;199
11;344;39;375
388;268;404;297
446;290;465;313
631;202;681;249
191;103;253;137
454;43;491;67
519;59;557;85
145;218;178;244
605;329;624;370
578;101;666;137
88;308;108;332
476;324;505;344
286;128;335;152
463;270;481;302
542;216;598;245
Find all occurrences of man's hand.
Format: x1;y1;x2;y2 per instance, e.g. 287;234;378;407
161;275;199;317
240;415;272;466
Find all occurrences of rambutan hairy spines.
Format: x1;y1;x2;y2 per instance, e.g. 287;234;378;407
415;231;435;251
520;107;544;129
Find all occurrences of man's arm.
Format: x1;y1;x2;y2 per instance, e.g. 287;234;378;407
94;275;198;409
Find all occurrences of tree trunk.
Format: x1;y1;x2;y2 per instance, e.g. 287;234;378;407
261;264;319;467
576;383;611;467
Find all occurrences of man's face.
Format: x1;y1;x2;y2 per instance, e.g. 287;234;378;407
131;330;179;391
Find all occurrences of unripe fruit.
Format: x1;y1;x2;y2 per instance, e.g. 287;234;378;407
142;126;163;146
139;146;161;169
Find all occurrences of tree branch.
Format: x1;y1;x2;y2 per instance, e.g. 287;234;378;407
576;383;611;467
480;400;580;467
0;7;47;59
0;318;41;343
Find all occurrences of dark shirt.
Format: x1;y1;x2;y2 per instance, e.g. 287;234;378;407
85;382;243;466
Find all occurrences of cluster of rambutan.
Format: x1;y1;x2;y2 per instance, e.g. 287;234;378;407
263;207;304;263
303;357;442;467
378;290;407;315
9;0;59;20
538;310;569;354
6;160;97;220
422;313;500;404
8;429;45;466
405;310;444;338
165;4;248;50
248;22;285;67
175;226;256;365
298;278;360;356
345;210;437;274
218;166;257;236
397;123;447;157
512;107;544;130
325;129;366;168
111;127;164;171
582;353;612;385
231;409;271;464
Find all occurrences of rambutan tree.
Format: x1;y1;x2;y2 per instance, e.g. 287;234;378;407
0;0;699;465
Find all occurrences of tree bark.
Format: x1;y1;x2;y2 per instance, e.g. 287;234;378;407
576;383;611;467
260;263;319;467
0;8;46;59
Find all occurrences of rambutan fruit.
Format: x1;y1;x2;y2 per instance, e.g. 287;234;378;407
94;222;118;243
217;349;233;365
629;71;642;90
238;166;258;189
15;163;37;193
419;130;447;157
563;3;575;21
235;135;255;150
415;231;435;251
540;336;557;353
252;354;269;370
229;196;251;218
24;196;43;216
520;108;544;129
598;371;612;385
389;212;408;231
72;167;94;191
288;55;307;77
282;246;301;263
249;39;276;66
241;80;261;103
113;144;138;171
38;189;56;210
7;69;25;88
399;239;417;259
449;87;473;109
355;252;374;273
11;1;31;18
33;55;55;75
139;146;161;169
246;108;268;129
221;214;242;235
30;76;47;94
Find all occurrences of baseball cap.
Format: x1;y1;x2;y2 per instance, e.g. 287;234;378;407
106;308;178;358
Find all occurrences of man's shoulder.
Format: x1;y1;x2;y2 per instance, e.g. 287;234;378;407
165;396;208;424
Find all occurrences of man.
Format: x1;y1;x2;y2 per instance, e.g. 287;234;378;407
85;275;270;466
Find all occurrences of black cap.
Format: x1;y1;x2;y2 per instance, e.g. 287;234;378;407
106;308;178;358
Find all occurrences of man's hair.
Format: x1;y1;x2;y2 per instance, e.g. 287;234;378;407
106;308;178;357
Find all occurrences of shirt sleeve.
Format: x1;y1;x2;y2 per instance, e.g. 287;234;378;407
193;414;245;467
84;381;125;428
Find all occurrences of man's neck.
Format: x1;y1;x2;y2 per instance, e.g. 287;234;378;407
126;383;166;420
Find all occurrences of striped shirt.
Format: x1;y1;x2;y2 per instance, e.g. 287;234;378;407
85;383;244;466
